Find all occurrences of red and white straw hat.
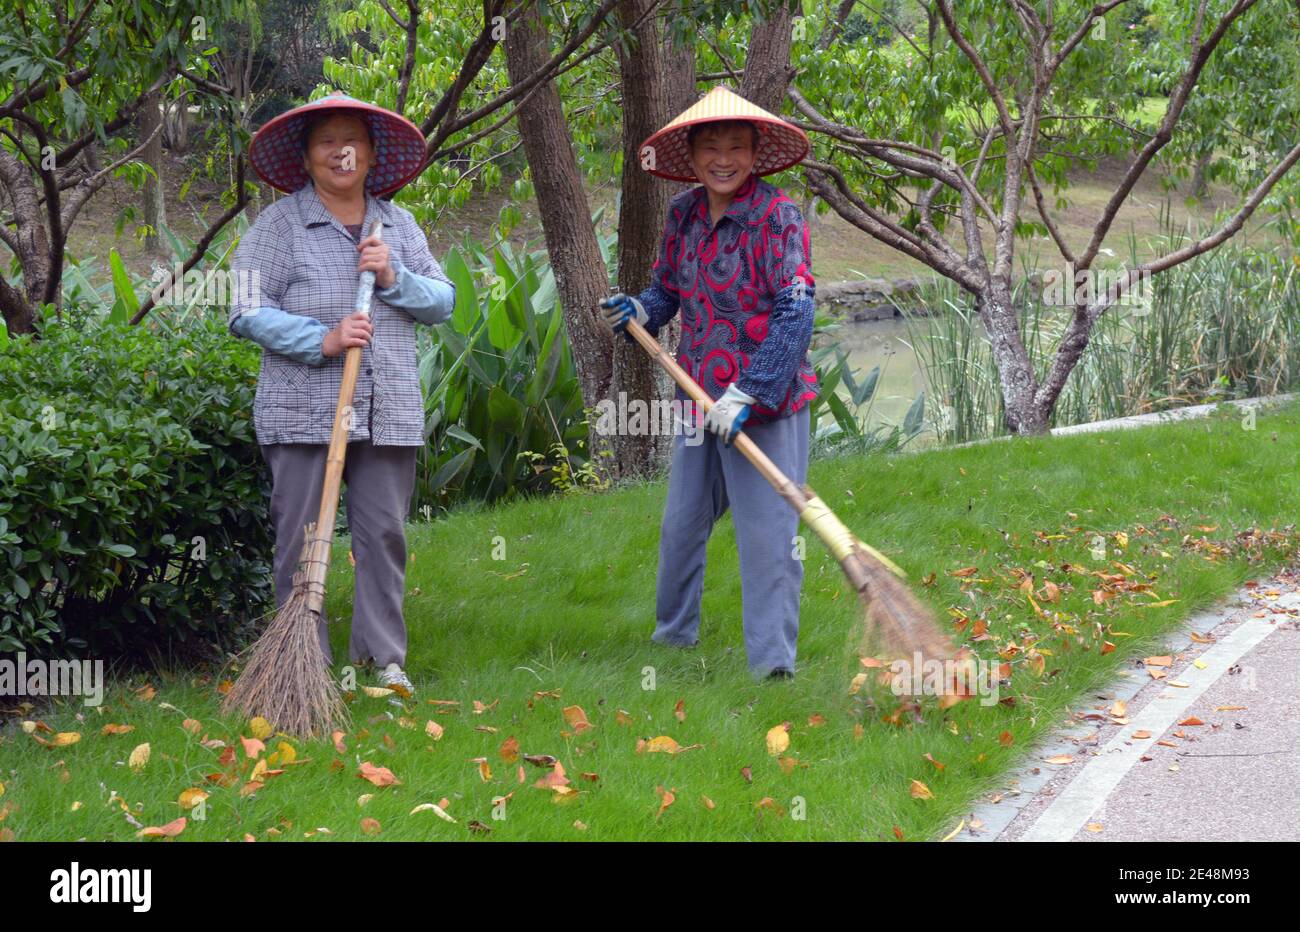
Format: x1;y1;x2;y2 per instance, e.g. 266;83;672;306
638;85;811;183
249;91;427;197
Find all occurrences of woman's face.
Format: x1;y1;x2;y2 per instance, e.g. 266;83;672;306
302;114;373;197
688;123;757;200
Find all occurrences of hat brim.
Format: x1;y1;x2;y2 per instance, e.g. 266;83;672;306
639;114;810;183
250;97;427;197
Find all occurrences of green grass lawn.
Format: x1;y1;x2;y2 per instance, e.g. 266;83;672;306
3;401;1298;841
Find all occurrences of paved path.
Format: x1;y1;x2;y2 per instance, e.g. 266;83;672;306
951;562;1300;843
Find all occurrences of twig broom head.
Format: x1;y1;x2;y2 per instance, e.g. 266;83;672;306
799;486;954;665
221;531;349;739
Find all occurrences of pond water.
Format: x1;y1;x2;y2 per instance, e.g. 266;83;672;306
813;316;931;438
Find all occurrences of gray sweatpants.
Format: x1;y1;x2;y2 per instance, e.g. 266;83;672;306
260;441;418;668
652;406;810;675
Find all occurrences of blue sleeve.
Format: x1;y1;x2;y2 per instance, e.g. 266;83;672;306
636;197;685;337
230;306;330;366
375;257;455;325
636;279;680;337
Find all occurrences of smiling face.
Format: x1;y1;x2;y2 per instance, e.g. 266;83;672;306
687;121;758;201
301;113;374;197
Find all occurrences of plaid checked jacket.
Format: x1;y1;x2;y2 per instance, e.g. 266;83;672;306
230;182;452;446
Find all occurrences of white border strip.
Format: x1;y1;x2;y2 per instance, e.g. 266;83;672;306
1019;615;1284;842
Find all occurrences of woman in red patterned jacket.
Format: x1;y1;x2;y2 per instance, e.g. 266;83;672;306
603;86;817;679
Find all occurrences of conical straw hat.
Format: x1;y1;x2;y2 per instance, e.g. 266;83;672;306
250;91;427;197
638;85;810;183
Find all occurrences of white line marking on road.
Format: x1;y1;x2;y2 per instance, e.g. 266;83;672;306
1019;615;1284;842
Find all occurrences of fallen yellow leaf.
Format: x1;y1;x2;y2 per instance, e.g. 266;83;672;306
765;723;791;756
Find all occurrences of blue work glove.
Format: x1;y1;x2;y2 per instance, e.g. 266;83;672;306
599;293;648;343
704;383;758;446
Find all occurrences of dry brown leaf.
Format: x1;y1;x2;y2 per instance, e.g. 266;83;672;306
562;705;592;733
178;788;208;810
655;785;675;818
137;816;185;839
357;762;400;787
909;780;935;800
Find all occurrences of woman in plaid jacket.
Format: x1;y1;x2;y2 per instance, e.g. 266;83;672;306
230;93;453;696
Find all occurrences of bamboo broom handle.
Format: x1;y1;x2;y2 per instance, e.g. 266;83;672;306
623;319;810;514
303;218;384;613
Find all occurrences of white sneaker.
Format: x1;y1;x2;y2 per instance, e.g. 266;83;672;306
377;663;415;700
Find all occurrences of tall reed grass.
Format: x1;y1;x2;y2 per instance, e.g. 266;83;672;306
900;207;1300;444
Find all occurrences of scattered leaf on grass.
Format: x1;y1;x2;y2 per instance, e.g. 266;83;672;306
128;743;150;773
765;723;791;756
562;705;593;733
673;700;686;722
177;788;208;810
499;736;519;762
357;762;400;787
360;817;381;835
655;785;675;818
910;780;934;800
137;816;185;839
534;761;570;791
410;803;457;823
101;724;135;736
248;717;273;739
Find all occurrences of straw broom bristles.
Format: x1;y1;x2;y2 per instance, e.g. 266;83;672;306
843;538;955;665
222;527;348;737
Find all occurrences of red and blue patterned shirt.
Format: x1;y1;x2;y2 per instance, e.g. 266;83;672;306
636;173;818;424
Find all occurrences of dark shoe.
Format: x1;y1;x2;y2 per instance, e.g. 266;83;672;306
766;668;795;681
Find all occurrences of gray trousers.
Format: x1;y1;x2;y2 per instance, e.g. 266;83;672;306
653;406;810;674
260;441;418;668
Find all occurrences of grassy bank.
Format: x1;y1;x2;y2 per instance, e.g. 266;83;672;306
2;400;1297;841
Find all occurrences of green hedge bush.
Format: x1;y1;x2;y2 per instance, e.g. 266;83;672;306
0;310;274;658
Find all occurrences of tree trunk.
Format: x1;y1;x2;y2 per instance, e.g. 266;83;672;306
0;148;51;335
977;284;1050;435
504;3;617;476
741;2;795;112
612;0;677;478
138;89;166;257
654;18;695;362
